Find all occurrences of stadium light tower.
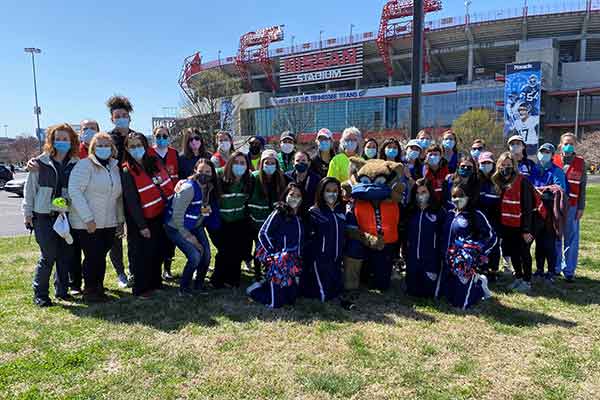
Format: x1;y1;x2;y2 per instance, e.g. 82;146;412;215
411;0;424;138
24;47;42;151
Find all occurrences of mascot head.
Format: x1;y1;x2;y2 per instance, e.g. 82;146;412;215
347;157;405;202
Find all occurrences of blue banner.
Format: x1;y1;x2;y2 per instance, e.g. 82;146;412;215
504;62;541;147
220;99;234;135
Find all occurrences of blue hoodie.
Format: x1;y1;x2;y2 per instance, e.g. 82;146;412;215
258;207;304;256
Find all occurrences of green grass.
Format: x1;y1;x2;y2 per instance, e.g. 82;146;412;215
1;186;600;399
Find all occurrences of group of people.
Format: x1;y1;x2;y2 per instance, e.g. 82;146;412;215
22;95;587;310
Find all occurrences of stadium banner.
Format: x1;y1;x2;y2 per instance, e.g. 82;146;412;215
270;82;457;106
280;44;363;87
220;99;235;134
504;62;541;147
152;117;177;130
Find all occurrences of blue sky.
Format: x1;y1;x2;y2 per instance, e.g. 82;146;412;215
0;0;529;138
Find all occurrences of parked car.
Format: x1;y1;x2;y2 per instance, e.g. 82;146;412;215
0;165;14;189
3;177;26;197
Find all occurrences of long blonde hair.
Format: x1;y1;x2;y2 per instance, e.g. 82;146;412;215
491;151;518;192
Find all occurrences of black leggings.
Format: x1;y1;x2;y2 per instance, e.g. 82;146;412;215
535;226;557;276
75;227;116;294
127;217;165;295
211;219;252;288
501;226;532;282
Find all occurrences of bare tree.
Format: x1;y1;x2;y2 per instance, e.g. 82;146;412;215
12;135;40;164
271;103;316;136
578;130;600;167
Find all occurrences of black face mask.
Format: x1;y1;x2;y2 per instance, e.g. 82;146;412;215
197;174;211;185
500;167;513;178
250;145;261;155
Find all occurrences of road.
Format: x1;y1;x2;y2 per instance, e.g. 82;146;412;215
0;173;27;237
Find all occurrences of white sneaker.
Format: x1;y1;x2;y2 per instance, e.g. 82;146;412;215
117;273;129;289
245;281;262;296
244;260;252;272
508;278;523;290
479;275;492;299
515;280;531;294
502;256;513;275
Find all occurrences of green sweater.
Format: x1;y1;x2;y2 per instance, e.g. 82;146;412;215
217;168;249;223
248;171;278;229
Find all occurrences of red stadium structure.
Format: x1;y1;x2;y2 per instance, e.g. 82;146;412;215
235;25;284;92
376;0;442;78
178;52;202;103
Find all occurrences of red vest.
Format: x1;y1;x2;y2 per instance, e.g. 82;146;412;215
424;165;449;202
125;162;175;219
79;143;89;159
501;175;545;228
211;152;227;168
354;200;400;244
149;147;179;183
553;154;584;207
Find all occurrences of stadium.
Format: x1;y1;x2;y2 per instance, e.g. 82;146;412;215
175;0;600;143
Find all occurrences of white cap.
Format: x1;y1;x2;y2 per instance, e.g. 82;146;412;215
261;149;278;161
507;135;525;145
406;139;423;150
317;128;333;139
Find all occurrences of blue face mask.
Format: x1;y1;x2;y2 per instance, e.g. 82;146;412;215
428;154;441;166
479;163;493;175
156;137;169;148
406;149;420;161
318;140;331;152
457;166;474;178
385;148;399;159
538;152;552;165
95;147;112;160
129;147;145;160
419;139;432;149
232;163;247;177
294;162;308;173
54;140;71;154
562;144;575;154
343;140;358;152
81;128;96;145
262;163;277;176
470;149;481;160
364;147;378;159
442;139;455;150
114;117;130;129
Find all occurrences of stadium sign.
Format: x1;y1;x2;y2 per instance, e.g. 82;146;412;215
280;44;363;87
152;117;177;130
504;62;542;146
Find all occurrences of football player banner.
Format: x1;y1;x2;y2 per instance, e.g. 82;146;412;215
504;62;542;150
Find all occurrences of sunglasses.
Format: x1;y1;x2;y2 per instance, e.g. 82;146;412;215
156;134;169;139
472;147;483;151
190;136;202;142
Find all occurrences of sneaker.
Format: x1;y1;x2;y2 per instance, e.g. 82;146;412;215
502;256;513;274
515;280;531;293
564;275;575;283
479;275;492;299
34;297;53;307
69;287;82;296
244;260;252;272
508;278;523;290
117;273;129;289
56;293;75;302
162;270;174;281
245;281;262;296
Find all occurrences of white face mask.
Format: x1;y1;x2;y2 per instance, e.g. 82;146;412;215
286;195;302;209
280;142;295;154
324;192;338;205
452;196;469;210
219;141;232;153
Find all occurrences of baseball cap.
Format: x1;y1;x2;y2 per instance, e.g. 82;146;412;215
316;128;333;139
478;151;494;163
507;135;525;145
280;131;295;142
261;149;278;161
539;143;556;153
406;139;423;150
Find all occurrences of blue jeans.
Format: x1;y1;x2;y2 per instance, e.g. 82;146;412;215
164;225;210;290
555;205;580;278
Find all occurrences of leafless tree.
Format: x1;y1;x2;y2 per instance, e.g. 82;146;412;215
578;130;600;167
11;135;40;164
271;103;316;136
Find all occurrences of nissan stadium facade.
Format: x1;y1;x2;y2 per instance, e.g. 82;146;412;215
177;1;600;143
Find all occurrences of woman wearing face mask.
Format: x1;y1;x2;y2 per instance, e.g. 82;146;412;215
422;144;449;202
405;178;446;298
285;151;320;217
78;120;100;159
470;139;486;164
477;152;502;281
416;130;434;162
492;152;537;293
439;184;496;309
68;133;123;303
277;131;296;173
211;131;234;168
362;138;379;160
300;177;345;303
246;183;304;308
121;132;175;298
149;126;180;280
379;138;402;162
404;140;424;180
328;126;362;182
507;135;538;182
442;155;480;211
248;150;287;281
310;128;336;178
441;130;459;173
211;151;252;288
23;124;80;307
179;128;212;179
164;159;221;296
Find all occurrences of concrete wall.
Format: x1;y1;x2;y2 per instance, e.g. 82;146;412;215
561;61;600;89
516;39;560;90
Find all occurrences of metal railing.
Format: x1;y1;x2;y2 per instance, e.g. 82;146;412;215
198;0;598;69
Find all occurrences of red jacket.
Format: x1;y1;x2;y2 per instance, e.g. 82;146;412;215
553;154;584;207
149;147;179;183
424;165;449;202
79;143;89;159
123;161;175;219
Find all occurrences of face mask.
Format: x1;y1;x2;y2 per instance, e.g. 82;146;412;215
364;147;378;159
81;128;96;145
343;140;357;152
324;192;338;205
280;143;295;154
129;147;145;160
538;152;551;165
286;195;302;209
442;139;455;150
318;141;331;152
562;144;575;154
262;164;277;176
406;150;420;161
294;162;308;173
419;139;431;149
479;163;493;175
114;117;129;129
197;174;211;185
470;149;481;159
385;148;399;159
457;166;473;178
500;167;513;178
232;163;247;177
452;196;468;210
156;137;169;148
250;145;261;155
416;193;430;206
427;154;441;166
95;147;112;160
219;141;232;153
54;140;71;154
510;144;523;154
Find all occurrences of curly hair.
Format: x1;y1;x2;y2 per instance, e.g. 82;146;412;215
106;95;133;114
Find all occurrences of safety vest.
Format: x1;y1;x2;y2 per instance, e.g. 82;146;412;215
424;164;449;201
553;154;584;207
354;199;400;244
500;175;545;227
149;147;179;183
165;179;204;230
125;162;175;219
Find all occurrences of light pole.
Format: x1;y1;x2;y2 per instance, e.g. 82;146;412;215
218;50;222;66
291;35;295;52
319;30;324;49
24;47;42;152
410;0;424;138
350;24;355;43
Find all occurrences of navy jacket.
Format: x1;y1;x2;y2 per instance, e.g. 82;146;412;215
285;170;320;216
441;209;497;258
478;178;501;228
305;205;346;263
258;208;304;256
406;208;446;275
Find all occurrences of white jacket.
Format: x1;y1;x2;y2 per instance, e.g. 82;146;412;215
68;155;124;230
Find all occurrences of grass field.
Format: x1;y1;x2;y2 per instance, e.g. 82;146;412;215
1;187;599;400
